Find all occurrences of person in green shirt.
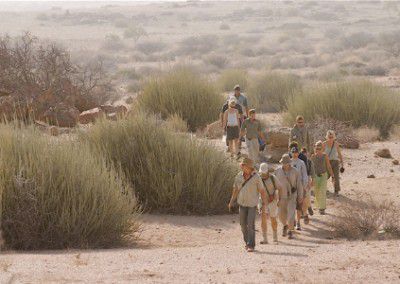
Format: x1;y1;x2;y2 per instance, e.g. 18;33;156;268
240;109;266;166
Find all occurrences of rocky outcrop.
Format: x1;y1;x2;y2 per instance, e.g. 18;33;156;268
39;103;80;127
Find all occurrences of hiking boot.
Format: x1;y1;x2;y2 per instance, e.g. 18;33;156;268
247;247;255;252
304;215;310;225
319;209;326;215
296;222;301;231
273;231;278;244
308;207;314;216
282;225;288;237
288;230;294;239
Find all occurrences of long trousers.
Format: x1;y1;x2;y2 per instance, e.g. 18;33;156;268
278;195;297;230
328;160;341;193
314;173;328;210
239;206;256;248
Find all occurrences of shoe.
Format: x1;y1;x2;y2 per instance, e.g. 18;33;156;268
319;209;326;215
282;225;288;237
308;207;314;216
334;191;339;197
288;230;294;239
260;239;268;245
296;222;301;231
247;247;255;252
304;215;310;225
273;231;278;244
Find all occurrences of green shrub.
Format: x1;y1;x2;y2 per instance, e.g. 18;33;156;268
82;113;238;215
247;71;302;112
217;69;249;92
0;124;139;250
138;67;223;131
285;80;400;138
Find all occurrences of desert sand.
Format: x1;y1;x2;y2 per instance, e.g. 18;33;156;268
1;135;400;284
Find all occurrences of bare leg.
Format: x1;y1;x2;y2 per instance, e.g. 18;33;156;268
260;210;268;244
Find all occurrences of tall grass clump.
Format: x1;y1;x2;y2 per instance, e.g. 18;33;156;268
247;71;302;112
285;80;400;138
217;69;249;92
139;67;223;131
0;124;139;250
82;113;238;215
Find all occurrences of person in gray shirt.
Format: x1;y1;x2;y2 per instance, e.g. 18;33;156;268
275;154;304;239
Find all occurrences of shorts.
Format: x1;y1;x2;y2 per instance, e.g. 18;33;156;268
226;126;239;140
266;200;279;218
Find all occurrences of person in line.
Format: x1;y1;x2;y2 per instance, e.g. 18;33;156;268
228;158;268;252
223;99;241;158
289;115;312;153
275;154;303;239
323;130;344;197
240;109;266;166
311;141;334;215
301;147;314;218
220;97;243;152
229;85;249;118
258;163;282;245
290;146;309;231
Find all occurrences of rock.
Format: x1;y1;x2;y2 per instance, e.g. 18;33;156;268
125;96;134;104
79;107;104;124
266;147;288;163
367;174;376;178
39;103;80;127
392;159;399;165
100;104;128;115
266;127;290;148
374;148;392;159
390;169;394;173
205;120;224;139
339;137;360;149
354;181;358;184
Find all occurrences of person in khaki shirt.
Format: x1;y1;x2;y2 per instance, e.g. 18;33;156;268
258;163;283;245
275;154;304;240
289;115;312;154
229;158;267;252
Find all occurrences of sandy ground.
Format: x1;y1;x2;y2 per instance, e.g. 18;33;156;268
1;135;400;283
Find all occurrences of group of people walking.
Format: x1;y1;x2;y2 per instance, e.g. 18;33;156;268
222;85;345;252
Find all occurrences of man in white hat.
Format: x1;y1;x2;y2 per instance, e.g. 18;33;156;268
258;163;282;244
275;154;304;239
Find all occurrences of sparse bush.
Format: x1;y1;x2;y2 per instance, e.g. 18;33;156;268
138;67;223;131
361;65;388;76
204;53;228;69
83;113;238;214
135;39;166;55
340;32;375;49
102;33;125;51
123;26;147;41
0;124;139;249
247;72;302;112
330;198;400;240
219;23;230;30
179;34;219;56
378;30;400;57
285;80;400;138
217;69;248;92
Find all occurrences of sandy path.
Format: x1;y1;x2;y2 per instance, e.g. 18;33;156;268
1;141;400;283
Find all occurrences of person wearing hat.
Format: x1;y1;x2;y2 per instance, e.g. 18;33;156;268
322;130;344;197
223;99;241;157
228;85;249;118
289;115;312;154
290;146;309;230
228;158;268;252
310;141;334;215
240;109;266;166
258;163;282;244
275;154;304;239
220;97;243;151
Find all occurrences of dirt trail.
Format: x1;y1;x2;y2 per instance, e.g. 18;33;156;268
1;140;400;283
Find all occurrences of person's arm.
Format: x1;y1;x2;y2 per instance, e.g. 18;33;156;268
257;180;268;209
257;122;266;143
325;155;334;179
239;120;246;139
296;171;304;203
222;111;228;128
274;177;284;204
228;183;239;211
243;97;249;117
236;110;241;127
301;162;308;189
336;143;344;166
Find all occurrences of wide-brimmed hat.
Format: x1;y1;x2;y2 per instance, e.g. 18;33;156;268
258;163;270;175
233;84;240;91
279;154;291;165
241;157;254;169
229;99;236;106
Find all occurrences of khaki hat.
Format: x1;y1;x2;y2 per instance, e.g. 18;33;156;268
229;99;236;106
241;157;254;169
233;84;240;91
279;154;291;165
315;140;323;150
258;163;270;175
249;108;256;114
